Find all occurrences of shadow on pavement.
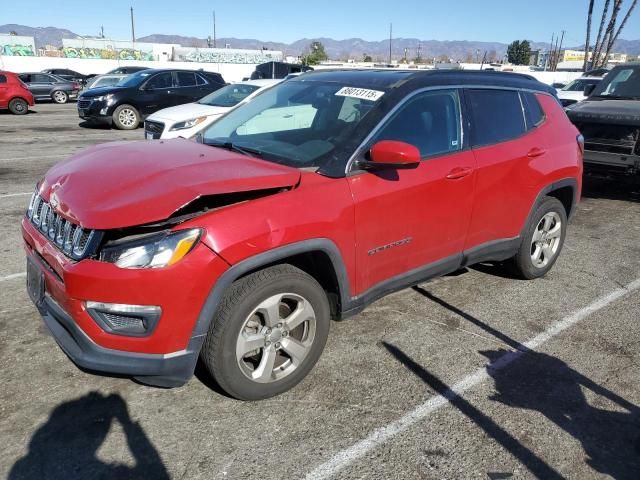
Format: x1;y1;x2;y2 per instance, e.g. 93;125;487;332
9;391;169;480
383;287;640;479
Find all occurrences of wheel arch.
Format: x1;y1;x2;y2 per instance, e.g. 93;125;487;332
190;239;352;344
521;178;578;237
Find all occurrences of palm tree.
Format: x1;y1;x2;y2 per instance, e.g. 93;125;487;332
591;0;611;69
603;0;639;65
583;0;595;72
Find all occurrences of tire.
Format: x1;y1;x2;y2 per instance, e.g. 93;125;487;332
112;104;140;130
8;98;28;115
201;264;330;400
51;90;68;104
511;196;567;279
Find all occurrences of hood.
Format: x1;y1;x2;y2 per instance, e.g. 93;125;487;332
147;103;230;122
39;138;301;230
566;98;640;126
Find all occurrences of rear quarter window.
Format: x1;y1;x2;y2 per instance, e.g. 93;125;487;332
521;92;545;130
467;89;526;147
0;74;6;84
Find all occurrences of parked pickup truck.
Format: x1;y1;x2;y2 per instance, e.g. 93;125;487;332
566;63;640;176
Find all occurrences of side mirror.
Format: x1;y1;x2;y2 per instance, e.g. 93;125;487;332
358;140;421;170
583;84;596;97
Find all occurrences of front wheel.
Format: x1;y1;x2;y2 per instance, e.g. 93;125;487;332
112;104;140;130
51;90;68;104
200;264;330;400
511;196;567;279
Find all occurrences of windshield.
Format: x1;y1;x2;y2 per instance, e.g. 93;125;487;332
116;70;153;87
591;67;640;98
202;80;381;169
198;83;261;107
561;78;600;92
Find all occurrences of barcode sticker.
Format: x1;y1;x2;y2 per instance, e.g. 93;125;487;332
335;87;385;101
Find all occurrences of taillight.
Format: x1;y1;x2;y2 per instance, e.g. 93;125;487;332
72;82;81;90
577;134;584;156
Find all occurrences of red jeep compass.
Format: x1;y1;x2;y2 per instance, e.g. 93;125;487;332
0;70;34;114
23;70;583;400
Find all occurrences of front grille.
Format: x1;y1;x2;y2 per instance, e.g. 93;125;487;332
77;99;92;109
575;122;640;155
27;194;99;260
144;120;165;139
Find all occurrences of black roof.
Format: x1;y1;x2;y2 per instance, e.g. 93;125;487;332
295;69;555;95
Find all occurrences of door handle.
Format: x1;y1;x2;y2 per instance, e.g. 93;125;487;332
446;167;473;180
527;147;546;158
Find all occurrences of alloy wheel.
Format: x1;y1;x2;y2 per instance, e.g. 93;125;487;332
235;293;317;383
118;108;137;128
530;212;562;268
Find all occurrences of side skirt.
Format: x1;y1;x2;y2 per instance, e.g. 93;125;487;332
340;237;520;319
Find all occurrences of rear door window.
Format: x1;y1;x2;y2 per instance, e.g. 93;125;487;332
175;71;197;87
0;75;6;84
34;74;54;83
196;74;209;86
467;89;526;147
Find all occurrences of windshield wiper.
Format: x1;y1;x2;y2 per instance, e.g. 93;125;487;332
206;141;263;158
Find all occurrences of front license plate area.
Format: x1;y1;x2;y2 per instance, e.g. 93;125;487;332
27;258;45;306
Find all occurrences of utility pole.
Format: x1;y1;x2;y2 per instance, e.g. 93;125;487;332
130;7;135;44
389;23;392;65
552;34;559;71
556;30;565;71
545;33;554;71
214;11;217;48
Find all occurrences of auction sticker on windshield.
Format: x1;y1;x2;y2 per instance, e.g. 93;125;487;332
335;87;385;101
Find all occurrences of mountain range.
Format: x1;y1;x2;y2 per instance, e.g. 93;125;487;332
2;24;640;61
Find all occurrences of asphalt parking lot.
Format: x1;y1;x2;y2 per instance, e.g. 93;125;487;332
1;103;640;480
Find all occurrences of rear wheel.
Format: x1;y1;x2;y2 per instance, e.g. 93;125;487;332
200;264;330;400
8;98;28;115
511;196;567;279
112;104;140;130
52;90;68;104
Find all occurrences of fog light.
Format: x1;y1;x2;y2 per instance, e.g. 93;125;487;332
85;301;161;336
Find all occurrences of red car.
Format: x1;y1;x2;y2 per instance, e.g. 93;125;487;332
23;70;583;400
0;70;34;114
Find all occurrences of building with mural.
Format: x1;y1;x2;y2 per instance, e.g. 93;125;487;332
0;34;36;56
173;47;283;64
60;38;178;62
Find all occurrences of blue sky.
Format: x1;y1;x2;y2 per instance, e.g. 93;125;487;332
4;0;640;44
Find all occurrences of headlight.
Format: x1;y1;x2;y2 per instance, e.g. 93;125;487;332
170;116;208;131
100;228;202;269
93;93;115;103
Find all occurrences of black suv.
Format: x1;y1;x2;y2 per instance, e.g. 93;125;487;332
77;69;226;129
566;63;640;176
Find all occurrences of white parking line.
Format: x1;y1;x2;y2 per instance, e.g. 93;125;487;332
0;153;67;162
0;192;31;199
0;272;26;282
304;277;640;480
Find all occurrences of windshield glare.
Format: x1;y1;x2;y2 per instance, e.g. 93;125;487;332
592;67;640;98
199;83;261;107
202;80;378;169
116;71;153;87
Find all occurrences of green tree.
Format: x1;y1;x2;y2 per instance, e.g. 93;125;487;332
302;41;328;65
507;40;532;65
363;54;373;62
